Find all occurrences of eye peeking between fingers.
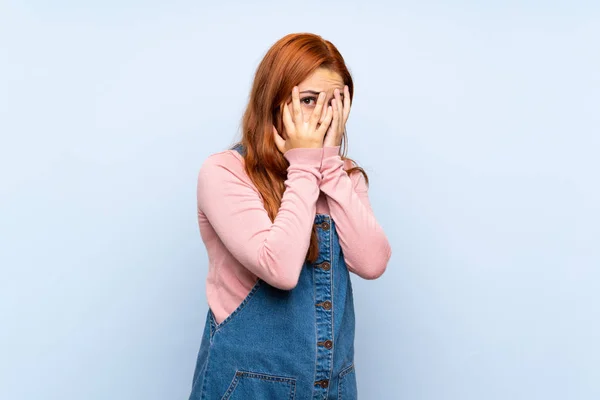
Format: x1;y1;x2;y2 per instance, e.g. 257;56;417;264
301;96;318;106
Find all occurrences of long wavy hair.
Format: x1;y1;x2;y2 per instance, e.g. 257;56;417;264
236;32;368;263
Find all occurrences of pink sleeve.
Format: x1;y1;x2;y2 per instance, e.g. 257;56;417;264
197;147;323;290
319;146;392;279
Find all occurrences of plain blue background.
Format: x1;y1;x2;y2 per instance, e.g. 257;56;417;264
1;1;598;399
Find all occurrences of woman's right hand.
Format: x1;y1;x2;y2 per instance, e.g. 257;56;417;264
273;86;333;154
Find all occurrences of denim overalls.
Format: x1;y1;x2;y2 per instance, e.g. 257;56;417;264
188;144;357;400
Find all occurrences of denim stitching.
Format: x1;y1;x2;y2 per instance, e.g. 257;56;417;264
221;371;296;400
338;363;355;400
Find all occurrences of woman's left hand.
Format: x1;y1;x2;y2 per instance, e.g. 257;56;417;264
322;85;351;148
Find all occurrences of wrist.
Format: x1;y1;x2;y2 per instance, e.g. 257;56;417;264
283;147;324;166
323;145;341;159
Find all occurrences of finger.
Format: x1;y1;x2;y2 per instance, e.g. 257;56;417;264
323;114;335;146
282;103;294;135
319;99;327;124
343;85;351;123
273;125;286;153
291;86;303;126
316;105;333;136
331;98;339;132
318;93;328;124
334;89;343;129
308;92;326;131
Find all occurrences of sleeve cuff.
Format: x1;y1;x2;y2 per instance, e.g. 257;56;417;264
283;147;324;166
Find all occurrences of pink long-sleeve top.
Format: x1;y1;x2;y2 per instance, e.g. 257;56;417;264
196;145;392;324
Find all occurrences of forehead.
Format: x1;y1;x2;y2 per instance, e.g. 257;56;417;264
298;68;344;91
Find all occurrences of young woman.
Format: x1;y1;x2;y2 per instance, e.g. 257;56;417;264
188;32;391;400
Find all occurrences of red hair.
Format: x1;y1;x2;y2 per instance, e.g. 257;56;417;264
237;32;368;263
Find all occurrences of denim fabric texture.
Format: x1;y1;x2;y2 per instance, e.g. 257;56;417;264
188;144;358;400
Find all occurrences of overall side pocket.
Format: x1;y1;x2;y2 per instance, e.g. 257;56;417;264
337;362;357;400
221;371;296;400
210;278;263;336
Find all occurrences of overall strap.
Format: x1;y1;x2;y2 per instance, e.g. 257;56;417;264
231;142;245;156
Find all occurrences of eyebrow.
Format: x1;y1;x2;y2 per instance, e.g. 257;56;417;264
299;89;344;96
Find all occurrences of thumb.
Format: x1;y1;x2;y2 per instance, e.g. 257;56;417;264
273;125;286;153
